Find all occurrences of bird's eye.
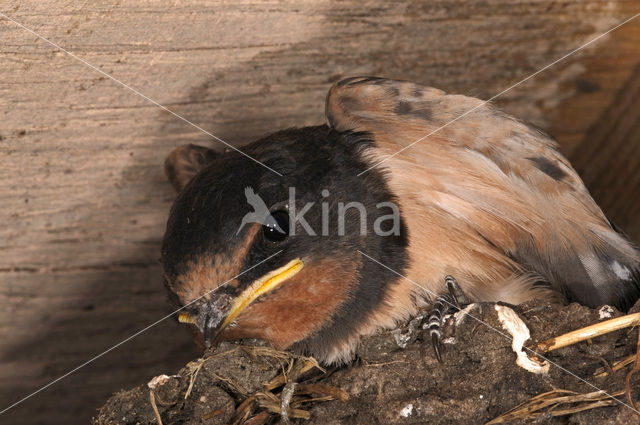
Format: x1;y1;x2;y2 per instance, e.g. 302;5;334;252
263;210;289;242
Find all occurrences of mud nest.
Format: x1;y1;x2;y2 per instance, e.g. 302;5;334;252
94;299;640;424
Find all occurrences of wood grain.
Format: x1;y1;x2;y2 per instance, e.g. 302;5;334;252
572;62;640;239
1;1;639;423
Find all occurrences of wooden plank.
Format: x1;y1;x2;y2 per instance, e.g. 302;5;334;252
1;1;639;423
571;63;640;239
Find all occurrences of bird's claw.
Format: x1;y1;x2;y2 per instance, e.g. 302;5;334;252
445;274;471;308
427;275;470;363
431;331;443;363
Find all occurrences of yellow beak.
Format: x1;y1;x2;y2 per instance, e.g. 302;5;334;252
220;257;304;328
177;258;304;334
178;312;197;324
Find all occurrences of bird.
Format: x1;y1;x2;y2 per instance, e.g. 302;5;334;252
236;186;285;235
160;76;640;365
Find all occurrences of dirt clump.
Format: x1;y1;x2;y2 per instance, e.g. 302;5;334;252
94;299;640;424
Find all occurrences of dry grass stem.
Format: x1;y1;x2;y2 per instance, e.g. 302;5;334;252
486;389;625;424
535;313;640;353
202;400;233;420
149;391;163;425
594;354;637;377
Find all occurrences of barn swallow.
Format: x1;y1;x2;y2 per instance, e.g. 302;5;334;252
160;77;640;365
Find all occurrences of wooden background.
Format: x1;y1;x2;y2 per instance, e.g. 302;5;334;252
1;1;639;423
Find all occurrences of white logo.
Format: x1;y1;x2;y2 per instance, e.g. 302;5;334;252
236;186;400;236
236;187;285;235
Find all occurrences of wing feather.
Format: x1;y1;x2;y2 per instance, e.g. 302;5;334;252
327;77;640;309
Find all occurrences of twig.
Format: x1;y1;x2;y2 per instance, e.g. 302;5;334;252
184;359;205;400
149;391;163;425
594;354;636;378
243;411;271;425
535;313;640;353
231;395;256;425
486;389;625;424
202;400;233;420
295;383;349;402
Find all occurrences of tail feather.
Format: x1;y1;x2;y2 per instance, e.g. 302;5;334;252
511;228;640;312
579;248;640;311
598;221;640;311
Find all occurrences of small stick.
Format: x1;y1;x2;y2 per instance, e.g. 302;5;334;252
295;383;349;402
486;389;625;424
594;354;636;377
149;391;163;425
535;312;640;353
263;359;319;391
230;395;256;425
202;400;233;420
243;411;271;425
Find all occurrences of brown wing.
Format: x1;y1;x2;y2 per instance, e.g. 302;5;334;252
327;77;640;310
164;144;217;193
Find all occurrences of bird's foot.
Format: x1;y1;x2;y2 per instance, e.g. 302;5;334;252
426;275;471;363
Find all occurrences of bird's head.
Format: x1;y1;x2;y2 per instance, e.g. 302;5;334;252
160;125;408;363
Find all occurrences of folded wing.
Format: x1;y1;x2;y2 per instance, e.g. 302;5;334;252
326;77;640;310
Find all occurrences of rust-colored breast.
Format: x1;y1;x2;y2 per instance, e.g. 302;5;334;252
221;257;358;349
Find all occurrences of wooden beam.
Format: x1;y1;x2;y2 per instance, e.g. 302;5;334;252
571;63;640;240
